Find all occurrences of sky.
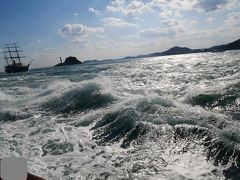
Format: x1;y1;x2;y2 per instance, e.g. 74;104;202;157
0;0;240;68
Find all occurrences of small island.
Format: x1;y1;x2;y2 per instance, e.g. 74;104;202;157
55;56;82;67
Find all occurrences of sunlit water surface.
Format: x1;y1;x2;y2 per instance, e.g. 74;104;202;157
0;51;240;179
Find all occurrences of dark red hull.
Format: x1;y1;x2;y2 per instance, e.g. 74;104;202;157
5;64;29;73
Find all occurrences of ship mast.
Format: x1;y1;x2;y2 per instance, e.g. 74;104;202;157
6;44;13;64
13;43;21;63
2;43;31;73
3;43;25;65
3;49;9;65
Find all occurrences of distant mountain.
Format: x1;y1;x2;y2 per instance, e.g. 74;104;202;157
55;56;82;67
208;44;227;52
119;46;195;59
207;39;240;52
143;52;162;57
76;38;240;64
118;38;240;60
161;46;194;56
220;39;240;51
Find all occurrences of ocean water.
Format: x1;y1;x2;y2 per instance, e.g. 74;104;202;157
0;51;240;180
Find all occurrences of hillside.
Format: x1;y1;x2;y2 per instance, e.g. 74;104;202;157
119;38;240;60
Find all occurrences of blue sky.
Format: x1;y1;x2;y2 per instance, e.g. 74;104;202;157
0;0;240;68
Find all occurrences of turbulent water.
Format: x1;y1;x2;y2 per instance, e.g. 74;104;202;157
0;51;240;180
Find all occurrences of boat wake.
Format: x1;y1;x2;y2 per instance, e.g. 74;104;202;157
0;51;240;179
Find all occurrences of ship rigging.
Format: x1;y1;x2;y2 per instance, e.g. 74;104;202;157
2;43;33;73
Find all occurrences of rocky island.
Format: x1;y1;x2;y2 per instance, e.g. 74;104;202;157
55;56;82;67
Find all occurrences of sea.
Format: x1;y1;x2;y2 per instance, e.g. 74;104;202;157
0;51;240;180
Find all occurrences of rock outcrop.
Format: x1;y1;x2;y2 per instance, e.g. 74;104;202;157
55;56;82;67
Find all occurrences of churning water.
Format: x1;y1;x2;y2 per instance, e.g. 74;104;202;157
0;51;240;179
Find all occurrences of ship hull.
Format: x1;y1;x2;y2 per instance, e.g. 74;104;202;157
5;65;29;73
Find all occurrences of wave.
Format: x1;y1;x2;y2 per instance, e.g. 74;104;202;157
91;97;175;146
187;81;240;113
174;125;240;179
0;109;31;122
40;82;116;114
92;108;142;145
0;91;13;102
91;95;240;179
42;139;74;156
1;52;240;179
207;131;240;179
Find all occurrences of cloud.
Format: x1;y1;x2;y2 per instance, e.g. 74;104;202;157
107;0;151;16
73;12;78;16
106;5;120;12
112;0;125;5
139;27;176;38
206;17;214;23
159;9;174;19
59;24;104;37
106;0;194;16
188;27;229;38
151;0;239;12
59;24;104;45
107;0;239;16
72;39;90;48
150;0;195;11
96;34;107;39
193;0;233;12
106;0;124;13
106;0;125;11
139;18;197;39
225;12;240;27
102;17;138;27
88;8;101;16
123;0;151;16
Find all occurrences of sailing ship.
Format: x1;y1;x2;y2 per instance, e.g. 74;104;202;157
2;43;32;73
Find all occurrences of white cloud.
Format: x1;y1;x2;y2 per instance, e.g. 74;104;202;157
225;12;240;27
123;0;151;16
140;18;197;39
139;27;176;38
107;0;239;16
206;17;214;23
72;39;90;48
150;0;195;11
159;9;174;19
102;17;138;27
151;0;239;12
188;27;229;39
59;24;104;37
96;34;107;39
110;0;125;6
59;24;104;45
107;0;151;16
106;0;124;13
88;8;101;16
73;12;78;16
106;5;121;13
107;0;190;17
